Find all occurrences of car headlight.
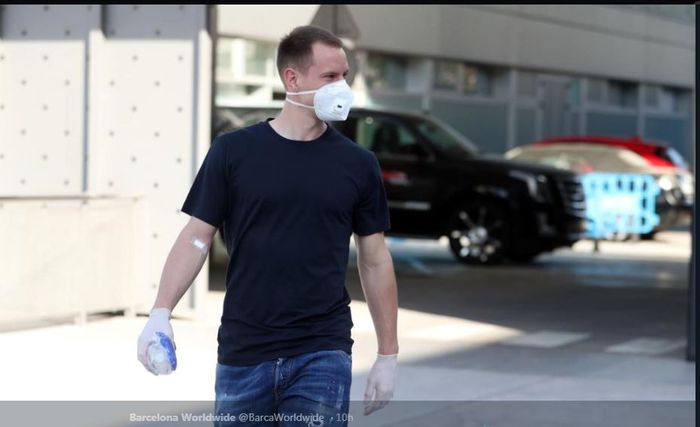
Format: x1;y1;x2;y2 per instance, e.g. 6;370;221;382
657;174;675;191
678;173;694;198
509;170;551;202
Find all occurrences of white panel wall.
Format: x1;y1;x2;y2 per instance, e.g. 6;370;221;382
0;4;91;196
0;5;213;321
0;196;149;325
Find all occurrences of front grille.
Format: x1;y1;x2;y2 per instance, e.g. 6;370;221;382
553;175;587;218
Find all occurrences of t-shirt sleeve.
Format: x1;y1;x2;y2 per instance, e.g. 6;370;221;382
180;135;229;228
352;153;391;236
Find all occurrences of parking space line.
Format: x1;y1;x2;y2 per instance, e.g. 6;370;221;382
405;322;520;342
604;337;686;356
499;330;591;348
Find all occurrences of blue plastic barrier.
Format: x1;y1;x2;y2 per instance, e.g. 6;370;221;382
580;172;660;240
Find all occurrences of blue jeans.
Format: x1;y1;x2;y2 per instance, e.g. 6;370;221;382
214;349;352;427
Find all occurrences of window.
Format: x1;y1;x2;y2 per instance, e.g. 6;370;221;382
567;79;582;107
607;80;637;108
517;71;537;98
431;60;500;96
216;39;233;76
332;116;357;141
587;78;637;108
365;53;407;90
508;144;649;173
667;87;690;114
216;82;246;100
463;63;493;96
356;115;427;157
243;39;276;77
648;85;690;114
587;78;604;103
215;82;269;104
659;87;675;112
414;116;478;157
434;60;460;90
645;85;660;107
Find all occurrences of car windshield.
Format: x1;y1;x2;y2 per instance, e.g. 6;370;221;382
506;143;650;173
414;115;479;157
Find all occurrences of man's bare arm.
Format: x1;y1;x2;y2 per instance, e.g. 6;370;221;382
354;232;399;355
152;216;218;311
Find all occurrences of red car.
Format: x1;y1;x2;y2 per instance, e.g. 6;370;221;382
517;135;693;238
533;135;689;172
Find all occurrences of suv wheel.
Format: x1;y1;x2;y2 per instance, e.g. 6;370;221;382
447;200;509;265
639;231;656;241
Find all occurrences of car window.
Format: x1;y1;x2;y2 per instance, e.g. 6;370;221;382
507;143;650;173
414;116;479;157
508;148;593;172
615;149;649;168
356;115;426;157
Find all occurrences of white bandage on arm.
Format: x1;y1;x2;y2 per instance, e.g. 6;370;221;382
189;235;210;253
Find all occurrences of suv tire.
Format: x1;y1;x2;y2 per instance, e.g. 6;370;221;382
447;199;510;265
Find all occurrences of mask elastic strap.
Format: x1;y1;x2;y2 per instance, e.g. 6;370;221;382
286;89;317;95
285;97;314;109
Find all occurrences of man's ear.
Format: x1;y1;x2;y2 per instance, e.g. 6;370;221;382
282;67;299;92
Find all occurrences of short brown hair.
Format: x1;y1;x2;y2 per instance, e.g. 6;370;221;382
276;25;343;78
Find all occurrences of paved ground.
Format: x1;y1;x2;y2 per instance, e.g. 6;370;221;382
0;231;694;426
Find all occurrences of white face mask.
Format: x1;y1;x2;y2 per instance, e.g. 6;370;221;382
285;79;354;121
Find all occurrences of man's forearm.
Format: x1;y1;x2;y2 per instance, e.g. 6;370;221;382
152;231;210;311
357;248;399;355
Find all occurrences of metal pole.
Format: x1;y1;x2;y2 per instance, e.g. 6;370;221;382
687;119;696;361
688;205;695;361
687;22;697;363
332;5;338;34
208;4;217;139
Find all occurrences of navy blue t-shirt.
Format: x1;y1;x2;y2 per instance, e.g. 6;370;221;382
181;119;391;366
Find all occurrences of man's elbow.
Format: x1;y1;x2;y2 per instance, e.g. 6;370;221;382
183;216;218;248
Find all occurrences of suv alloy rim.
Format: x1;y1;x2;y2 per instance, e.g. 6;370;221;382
448;201;507;264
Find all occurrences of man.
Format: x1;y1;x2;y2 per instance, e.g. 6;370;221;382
137;25;399;425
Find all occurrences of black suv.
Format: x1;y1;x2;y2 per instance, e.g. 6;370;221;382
215;106;588;265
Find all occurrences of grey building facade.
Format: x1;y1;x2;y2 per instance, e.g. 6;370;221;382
215;5;694;167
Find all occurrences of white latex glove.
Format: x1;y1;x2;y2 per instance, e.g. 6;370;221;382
364;353;398;415
137;307;175;375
